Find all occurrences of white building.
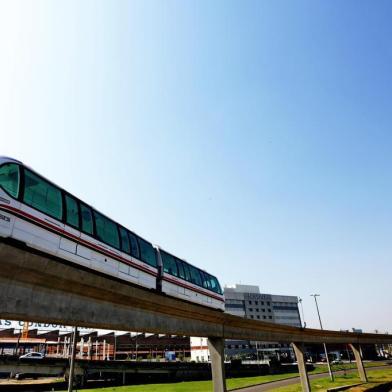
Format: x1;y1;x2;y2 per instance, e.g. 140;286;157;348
191;284;301;362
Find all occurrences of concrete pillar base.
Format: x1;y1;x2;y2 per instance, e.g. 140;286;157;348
208;337;227;392
349;343;368;382
292;342;311;392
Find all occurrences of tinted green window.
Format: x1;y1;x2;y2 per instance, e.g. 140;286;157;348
93;210;120;249
211;276;222;294
138;238;156;267
182;263;191;282
23;169;62;220
119;227;130;254
200;271;211;290
128;232;140;258
189;265;202;287
175;258;185;279
65;195;79;228
161;251;178;277
80;204;93;235
0;163;20;198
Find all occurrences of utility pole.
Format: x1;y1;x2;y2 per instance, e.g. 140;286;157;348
298;298;306;328
68;326;78;392
311;294;334;382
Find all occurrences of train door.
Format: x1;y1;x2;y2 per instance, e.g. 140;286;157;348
76;203;94;262
0;163;21;238
59;194;81;257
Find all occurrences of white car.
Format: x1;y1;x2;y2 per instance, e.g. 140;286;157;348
19;352;44;359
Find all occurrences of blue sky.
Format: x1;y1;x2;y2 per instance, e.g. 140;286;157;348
1;0;391;332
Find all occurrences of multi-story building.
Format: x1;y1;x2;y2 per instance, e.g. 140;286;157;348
191;284;301;362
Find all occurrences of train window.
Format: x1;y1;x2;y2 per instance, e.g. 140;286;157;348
182;262;191;282
138;238;157;267
119;227;130;254
200;271;211;290
189;265;202;287
65;195;79;228
80;203;93;235
23;169;62;221
93;210;120;249
175;258;185;279
161;251;178;277
0;163;20;198
210;275;222;294
128;232;140;259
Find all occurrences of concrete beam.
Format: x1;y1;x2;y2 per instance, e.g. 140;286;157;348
208;337;227;392
292;342;311;392
349;343;368;382
1;241;392;345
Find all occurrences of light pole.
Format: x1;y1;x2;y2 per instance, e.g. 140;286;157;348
298;298;306;328
67;326;78;392
311;294;334;382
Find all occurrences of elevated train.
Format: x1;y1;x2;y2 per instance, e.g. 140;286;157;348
0;157;224;310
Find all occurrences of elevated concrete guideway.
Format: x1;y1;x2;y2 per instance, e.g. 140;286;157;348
1;240;391;391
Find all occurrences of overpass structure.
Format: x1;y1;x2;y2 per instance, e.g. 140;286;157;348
0;240;391;391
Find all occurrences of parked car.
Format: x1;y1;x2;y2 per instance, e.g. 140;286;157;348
19;352;44;359
331;359;343;364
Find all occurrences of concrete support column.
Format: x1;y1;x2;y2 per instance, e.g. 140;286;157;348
80;337;84;359
207;337;227;392
87;337;92;360
292;342;311;392
349;344;367;382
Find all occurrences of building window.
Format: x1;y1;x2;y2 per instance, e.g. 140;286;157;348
257;315;260;319
249;301;252;304
255;308;259;312
250;315;254;319
255;301;258;305
249;308;253;312
269;316;272;319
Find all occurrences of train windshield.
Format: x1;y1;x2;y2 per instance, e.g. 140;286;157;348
0;163;20;198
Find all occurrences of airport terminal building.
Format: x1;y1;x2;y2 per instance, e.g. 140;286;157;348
191;284;301;362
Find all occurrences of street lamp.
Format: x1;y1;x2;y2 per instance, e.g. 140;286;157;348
311;294;334;382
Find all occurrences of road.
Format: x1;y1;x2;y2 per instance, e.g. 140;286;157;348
236;365;392;391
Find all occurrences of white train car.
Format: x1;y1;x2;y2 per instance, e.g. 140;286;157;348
0;157;157;290
0;157;225;310
157;248;224;310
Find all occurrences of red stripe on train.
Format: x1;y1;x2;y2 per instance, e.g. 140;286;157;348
162;275;224;302
0;204;158;277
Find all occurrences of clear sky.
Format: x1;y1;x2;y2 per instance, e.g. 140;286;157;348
1;1;391;333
